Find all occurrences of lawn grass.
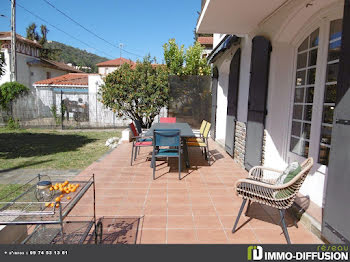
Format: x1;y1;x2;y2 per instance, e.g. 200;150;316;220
0;128;122;171
0;184;31;203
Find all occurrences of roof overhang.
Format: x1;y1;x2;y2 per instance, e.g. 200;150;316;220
197;0;289;34
207;35;240;63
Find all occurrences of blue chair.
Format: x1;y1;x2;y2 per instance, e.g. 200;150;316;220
152;129;182;180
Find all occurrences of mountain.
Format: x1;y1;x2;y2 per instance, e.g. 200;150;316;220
43;41;109;73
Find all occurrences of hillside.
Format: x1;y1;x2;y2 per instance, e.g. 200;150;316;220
44;41;108;73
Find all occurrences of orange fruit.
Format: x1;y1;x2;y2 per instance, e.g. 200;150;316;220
50;203;54;207
60;194;64;198
49;187;53;191
71;187;76;192
56;203;60;208
66;196;71;200
76;184;80;187
45;202;50;207
55;197;61;202
59;188;64;192
54;186;59;190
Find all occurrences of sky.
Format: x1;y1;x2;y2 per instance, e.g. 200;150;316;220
0;0;200;62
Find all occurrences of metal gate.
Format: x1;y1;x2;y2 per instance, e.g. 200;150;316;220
211;67;219;140
322;1;350;244
225;49;241;156
244;36;272;170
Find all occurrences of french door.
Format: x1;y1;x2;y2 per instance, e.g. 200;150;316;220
288;17;343;171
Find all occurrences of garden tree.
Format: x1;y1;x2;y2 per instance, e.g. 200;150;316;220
184;41;211;76
0;81;29;119
26;23;39;41
163;39;184;75
39;25;48;46
99;56;169;128
163;39;211;76
26;23;54;59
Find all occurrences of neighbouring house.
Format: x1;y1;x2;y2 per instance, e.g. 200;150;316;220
197;36;213;58
33;73;131;127
96;57;135;75
197;0;350;243
0;32;81;121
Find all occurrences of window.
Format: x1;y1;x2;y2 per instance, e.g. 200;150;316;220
289;18;343;167
318;19;343;165
290;28;319;157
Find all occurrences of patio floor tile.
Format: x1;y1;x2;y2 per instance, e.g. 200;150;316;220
167;215;195;229
196;229;228;244
139;229;166;244
167;229;197;244
73;139;322;244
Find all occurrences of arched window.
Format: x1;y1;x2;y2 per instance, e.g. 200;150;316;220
318;19;343;165
289;18;343;167
290;28;319;157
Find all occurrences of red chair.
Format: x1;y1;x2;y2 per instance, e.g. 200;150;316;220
129;123;152;165
159;117;176;123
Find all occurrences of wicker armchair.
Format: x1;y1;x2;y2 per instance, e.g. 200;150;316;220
232;157;313;244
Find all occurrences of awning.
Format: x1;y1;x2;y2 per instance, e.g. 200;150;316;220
53;88;88;93
207;35;240;63
197;0;288;34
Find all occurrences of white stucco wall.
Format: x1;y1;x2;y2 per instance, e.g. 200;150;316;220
88;74;131;127
210;0;343;208
214;54;230;146
97;66;119;75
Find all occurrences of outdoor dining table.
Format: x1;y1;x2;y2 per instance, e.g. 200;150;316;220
144;122;196;168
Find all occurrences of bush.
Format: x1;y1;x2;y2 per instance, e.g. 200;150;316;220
6;117;20;129
0;82;29;112
99;56;169;128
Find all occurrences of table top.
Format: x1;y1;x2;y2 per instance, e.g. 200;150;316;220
145;123;195;138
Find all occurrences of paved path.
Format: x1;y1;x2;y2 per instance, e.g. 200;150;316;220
0;169;80;184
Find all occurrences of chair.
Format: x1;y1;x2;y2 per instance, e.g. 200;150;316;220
188;120;207;141
129;123;152;165
134;119;149;135
232;157;314;244
159;117;176;123
152;129;182;180
186;122;211;165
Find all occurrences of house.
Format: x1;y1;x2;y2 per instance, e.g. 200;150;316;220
96;57;135;75
33;73;131;127
0;32;81;120
197;36;213;58
197;0;349;243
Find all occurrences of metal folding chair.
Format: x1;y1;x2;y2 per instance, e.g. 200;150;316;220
129;123;152;165
152;129;182;180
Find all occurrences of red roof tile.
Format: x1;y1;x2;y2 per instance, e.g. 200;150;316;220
34;73;89;86
96;57;135;67
197;36;213;45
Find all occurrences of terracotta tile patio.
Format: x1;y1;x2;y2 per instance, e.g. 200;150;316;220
74;139;322;244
